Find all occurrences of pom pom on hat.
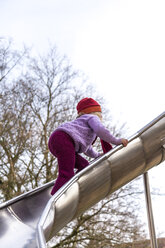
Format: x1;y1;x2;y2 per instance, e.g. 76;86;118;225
77;97;101;114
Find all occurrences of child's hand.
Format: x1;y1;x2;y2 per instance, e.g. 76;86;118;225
121;138;128;147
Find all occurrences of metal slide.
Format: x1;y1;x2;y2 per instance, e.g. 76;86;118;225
0;112;165;248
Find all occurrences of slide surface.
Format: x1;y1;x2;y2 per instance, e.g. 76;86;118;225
0;112;165;248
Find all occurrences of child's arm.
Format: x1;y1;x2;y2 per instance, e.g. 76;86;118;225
88;116;128;146
121;138;128;147
85;146;101;158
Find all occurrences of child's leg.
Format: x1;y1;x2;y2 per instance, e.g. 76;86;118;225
48;131;76;195
75;154;89;173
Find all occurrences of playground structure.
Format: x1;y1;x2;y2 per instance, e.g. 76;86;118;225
0;112;165;248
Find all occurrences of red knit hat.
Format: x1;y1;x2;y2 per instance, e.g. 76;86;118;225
77;98;101;114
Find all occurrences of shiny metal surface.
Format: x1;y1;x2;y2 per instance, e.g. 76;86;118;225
143;172;158;248
0;182;53;247
0;112;164;248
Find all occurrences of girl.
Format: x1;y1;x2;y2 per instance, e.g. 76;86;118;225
48;97;128;195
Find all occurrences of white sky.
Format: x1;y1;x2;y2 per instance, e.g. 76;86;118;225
0;0;165;238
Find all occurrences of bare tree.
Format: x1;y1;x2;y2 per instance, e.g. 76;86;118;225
0;80;36;199
0;41;89;199
0;38;28;83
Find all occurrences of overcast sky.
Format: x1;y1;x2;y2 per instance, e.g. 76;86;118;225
1;0;165;238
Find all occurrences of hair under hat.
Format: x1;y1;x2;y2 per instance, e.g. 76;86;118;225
76;98;101;114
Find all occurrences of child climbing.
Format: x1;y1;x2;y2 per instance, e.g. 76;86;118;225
48;97;128;195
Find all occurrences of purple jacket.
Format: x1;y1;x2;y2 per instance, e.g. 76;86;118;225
56;114;122;158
